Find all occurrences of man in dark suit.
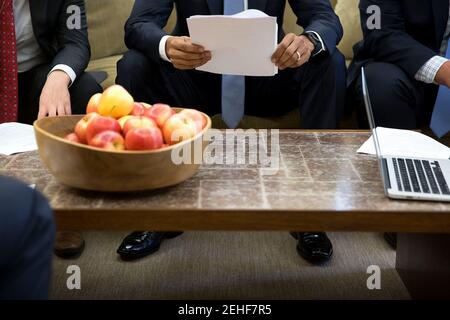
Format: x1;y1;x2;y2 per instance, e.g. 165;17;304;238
0;0;102;124
0;176;55;299
116;0;346;264
348;0;450;248
0;0;101;257
348;0;450;135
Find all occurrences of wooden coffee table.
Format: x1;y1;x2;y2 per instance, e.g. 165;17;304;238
1;130;449;298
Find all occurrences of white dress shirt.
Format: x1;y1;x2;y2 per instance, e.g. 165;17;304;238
415;0;450;84
158;0;325;63
14;0;76;84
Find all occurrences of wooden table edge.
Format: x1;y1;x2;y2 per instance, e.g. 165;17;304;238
54;208;450;233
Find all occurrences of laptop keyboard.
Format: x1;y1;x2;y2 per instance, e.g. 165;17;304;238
392;158;450;195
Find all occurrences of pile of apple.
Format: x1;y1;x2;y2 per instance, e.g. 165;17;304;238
65;85;206;151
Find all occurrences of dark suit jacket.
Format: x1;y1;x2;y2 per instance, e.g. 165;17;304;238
125;0;343;64
29;0;90;77
349;0;449;85
0;176;54;299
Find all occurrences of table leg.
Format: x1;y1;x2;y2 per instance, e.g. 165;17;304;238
396;233;450;299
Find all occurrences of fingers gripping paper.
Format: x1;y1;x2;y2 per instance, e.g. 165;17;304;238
187;10;278;77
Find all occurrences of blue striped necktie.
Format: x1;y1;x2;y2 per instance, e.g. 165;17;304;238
431;44;450;138
221;0;245;129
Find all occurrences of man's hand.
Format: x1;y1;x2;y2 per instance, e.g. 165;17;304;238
435;61;450;88
166;36;212;70
271;33;315;70
38;71;72;119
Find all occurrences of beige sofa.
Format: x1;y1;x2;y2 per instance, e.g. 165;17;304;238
85;0;362;128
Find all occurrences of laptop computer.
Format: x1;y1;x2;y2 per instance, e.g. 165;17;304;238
361;67;450;202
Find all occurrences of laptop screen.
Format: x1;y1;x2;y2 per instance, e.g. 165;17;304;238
361;67;383;159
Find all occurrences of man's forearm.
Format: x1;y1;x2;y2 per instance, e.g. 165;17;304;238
434;59;450;88
48;65;77;86
159;36;171;62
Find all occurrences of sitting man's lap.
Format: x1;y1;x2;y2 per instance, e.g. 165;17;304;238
350;62;438;130
116;48;346;129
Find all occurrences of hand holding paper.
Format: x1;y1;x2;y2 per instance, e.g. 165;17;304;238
272;33;315;70
187;10;278;76
165;36;212;70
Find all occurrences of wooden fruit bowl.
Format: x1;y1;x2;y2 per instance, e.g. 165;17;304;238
33;109;211;192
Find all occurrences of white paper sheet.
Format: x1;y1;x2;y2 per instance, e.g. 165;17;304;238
187;9;278;76
0;122;38;156
357;127;450;160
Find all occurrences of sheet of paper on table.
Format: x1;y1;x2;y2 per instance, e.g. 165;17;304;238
357;127;450;159
0;122;38;156
187;9;278;76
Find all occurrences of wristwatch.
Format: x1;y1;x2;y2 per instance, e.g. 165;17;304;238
302;32;324;57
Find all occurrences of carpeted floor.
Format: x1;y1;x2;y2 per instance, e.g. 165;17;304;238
51;232;410;300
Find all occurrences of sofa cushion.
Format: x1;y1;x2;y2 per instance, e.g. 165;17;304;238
335;0;362;60
85;0;134;60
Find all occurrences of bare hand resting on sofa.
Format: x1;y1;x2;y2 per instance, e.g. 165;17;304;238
166;36;212;70
38;71;72;119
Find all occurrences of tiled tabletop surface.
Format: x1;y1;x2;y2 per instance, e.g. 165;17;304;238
1;131;450;213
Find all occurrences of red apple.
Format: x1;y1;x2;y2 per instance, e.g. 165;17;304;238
86;115;122;143
74;113;100;144
131;102;152;116
162;113;198;145
118;115;134;129
144;103;175;128
179;109;206;132
98;85;134;119
123;116;157;137
89;131;125;151
125;127;164;151
86;93;102;114
64;133;82;144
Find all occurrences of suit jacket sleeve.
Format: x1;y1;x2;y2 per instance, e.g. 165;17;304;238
50;0;90;77
359;0;437;78
289;0;343;54
124;0;174;64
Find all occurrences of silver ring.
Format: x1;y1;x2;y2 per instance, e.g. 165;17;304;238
296;51;301;62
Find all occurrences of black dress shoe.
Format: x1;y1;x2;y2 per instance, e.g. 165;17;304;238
54;231;85;259
290;232;333;264
117;231;183;261
384;232;397;249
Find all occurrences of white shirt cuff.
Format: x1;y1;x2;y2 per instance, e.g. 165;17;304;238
49;64;77;87
159;35;171;62
415;56;448;84
305;31;326;56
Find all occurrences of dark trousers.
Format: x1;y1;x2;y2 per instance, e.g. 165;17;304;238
116;49;346;129
349;62;438;129
0;177;55;300
17;64;102;125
